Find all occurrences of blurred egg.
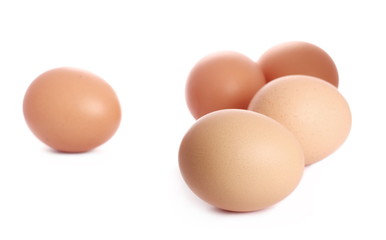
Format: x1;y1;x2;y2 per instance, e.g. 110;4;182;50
186;51;266;119
179;109;304;212
258;41;339;87
248;75;351;165
23;67;121;153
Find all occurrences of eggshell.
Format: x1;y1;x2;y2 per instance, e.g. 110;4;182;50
179;109;304;212
258;41;339;87
186;51;266;119
23;67;121;153
248;75;351;165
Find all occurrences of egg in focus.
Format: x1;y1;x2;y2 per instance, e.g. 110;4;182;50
23;67;121;153
258;41;339;87
179;109;304;212
248;75;351;165
186;51;266;119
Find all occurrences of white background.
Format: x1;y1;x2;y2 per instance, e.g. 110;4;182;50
0;0;384;239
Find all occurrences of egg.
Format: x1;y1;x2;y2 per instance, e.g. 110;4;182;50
179;109;304;212
248;75;351;165
258;41;339;87
23;67;121;153
186;51;266;119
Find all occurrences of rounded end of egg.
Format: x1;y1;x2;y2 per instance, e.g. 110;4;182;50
258;41;339;87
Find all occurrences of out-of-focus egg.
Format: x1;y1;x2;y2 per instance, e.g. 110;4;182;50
248;75;351;165
186;51;266;119
179;109;304;212
258;41;339;87
23;67;121;153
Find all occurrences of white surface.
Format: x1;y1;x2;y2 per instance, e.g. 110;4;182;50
0;0;384;239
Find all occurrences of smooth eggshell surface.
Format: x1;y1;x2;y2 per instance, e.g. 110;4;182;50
258;41;339;87
23;67;121;153
248;75;351;165
186;51;266;119
179;109;304;212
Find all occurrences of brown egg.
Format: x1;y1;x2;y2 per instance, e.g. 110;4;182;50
248;75;351;165
23;67;121;153
186;51;266;119
258;41;339;87
179;109;304;212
